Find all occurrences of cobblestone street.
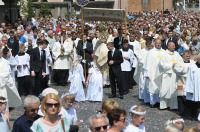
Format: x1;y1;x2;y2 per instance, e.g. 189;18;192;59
10;85;197;132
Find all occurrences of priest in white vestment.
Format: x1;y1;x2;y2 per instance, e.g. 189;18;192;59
134;40;153;103
185;54;200;119
95;31;110;87
144;39;166;107
0;46;22;108
52;36;73;86
155;42;184;110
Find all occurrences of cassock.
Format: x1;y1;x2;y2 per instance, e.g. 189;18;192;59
134;47;151;102
185;62;200;118
0;57;22;107
120;48;134;93
15;52;30;96
52;39;73;86
95;42;110;86
144;47;166;105
155;50;184;109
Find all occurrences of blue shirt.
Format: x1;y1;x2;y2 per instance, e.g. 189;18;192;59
19;36;27;44
12;113;41;132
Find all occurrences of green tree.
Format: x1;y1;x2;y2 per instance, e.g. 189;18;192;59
39;1;51;17
20;0;35;19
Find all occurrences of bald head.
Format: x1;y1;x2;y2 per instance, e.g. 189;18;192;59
154;39;162;49
168;42;175;52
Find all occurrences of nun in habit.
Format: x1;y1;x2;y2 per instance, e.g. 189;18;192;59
85;62;103;102
67;56;85;102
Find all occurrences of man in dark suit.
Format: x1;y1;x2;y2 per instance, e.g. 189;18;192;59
162;30;178;50
30;39;46;96
7;31;19;57
107;42;124;99
114;28;123;49
77;34;93;77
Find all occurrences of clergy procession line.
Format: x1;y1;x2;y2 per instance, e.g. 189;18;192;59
1;10;200;132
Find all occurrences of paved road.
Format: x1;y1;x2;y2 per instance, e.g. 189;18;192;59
10;85;197;132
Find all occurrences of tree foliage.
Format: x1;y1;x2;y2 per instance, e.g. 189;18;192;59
20;0;35;19
39;1;51;17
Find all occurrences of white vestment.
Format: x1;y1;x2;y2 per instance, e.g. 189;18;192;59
0;57;22;107
6;56;17;82
134;48;151;102
86;67;103;102
95;42;110;85
129;40;141;68
144;48;166;105
44;48;52;75
185;63;200;101
52;40;73;70
120;49;134;72
155;50;184;109
15;53;30;77
68;63;85;102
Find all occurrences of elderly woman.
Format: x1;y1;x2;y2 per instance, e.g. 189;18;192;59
31;93;70;132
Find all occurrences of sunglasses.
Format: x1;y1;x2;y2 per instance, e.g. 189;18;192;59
94;125;107;131
118;118;126;123
45;103;59;108
30;108;39;112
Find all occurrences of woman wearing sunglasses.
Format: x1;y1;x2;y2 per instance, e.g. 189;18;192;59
31;93;70;132
107;108;126;132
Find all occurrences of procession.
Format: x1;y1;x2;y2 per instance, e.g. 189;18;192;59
1;0;200;131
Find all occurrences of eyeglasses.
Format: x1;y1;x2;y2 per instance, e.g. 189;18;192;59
30;108;39;112
118;118;126;123
45;103;59;108
94;125;107;131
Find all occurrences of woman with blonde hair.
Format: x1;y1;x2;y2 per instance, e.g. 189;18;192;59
31;93;70;132
125;105;146;132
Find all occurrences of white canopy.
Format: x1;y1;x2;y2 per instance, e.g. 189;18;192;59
81;8;126;22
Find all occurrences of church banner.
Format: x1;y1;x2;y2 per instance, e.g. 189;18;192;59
82;8;126;22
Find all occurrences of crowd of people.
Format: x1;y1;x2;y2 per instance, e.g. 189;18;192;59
0;9;200;131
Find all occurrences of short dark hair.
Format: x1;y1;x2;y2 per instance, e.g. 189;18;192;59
43;39;49;45
9;30;15;34
107;108;126;126
37;38;43;45
107;42;114;47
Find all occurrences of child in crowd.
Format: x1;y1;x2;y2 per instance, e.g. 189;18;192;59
85;62;103;102
67;56;85;102
0;96;10;132
15;44;30;97
125;105;146;132
100;99;119;116
61;93;78;126
165;116;184;131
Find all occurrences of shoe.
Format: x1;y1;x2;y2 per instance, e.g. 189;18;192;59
123;91;128;95
149;104;156;108
108;95;116;98
119;95;124;99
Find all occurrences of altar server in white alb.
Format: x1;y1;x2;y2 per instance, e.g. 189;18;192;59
155;42;184;110
67;56;85;102
134;39;153;103
85;62;103;102
120;40;134;94
144;39;166;108
15;44;30;97
0;45;22;108
185;54;200;119
2;46;17;83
